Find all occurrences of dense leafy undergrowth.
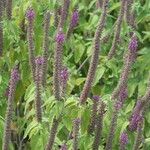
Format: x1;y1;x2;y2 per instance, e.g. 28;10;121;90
0;0;150;150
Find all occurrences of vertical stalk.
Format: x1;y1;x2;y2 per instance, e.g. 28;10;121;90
108;0;126;59
92;102;105;150
42;11;51;86
0;0;3;56
80;0;109;104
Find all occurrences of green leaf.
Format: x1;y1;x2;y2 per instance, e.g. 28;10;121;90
93;66;105;86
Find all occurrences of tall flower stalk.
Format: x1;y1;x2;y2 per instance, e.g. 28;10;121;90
58;0;70;29
132;118;143;150
125;0;135;30
108;0;126;59
87;95;99;135
54;6;61;28
45;118;60;150
34;56;44;122
6;0;12;19
42;11;51;87
53;29;65;100
72;118;80;150
2;67;19;150
26;7;36;81
92;101;105;150
105;34;138;150
0;0;3;56
80;0;109;104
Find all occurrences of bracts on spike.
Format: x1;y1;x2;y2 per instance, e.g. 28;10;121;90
45;118;60;150
96;0;103;8
42;11;51;87
119;131;128;150
72;118;80;150
108;0;126;59
60;67;68;97
2;67;19;150
92;101;105;150
125;0;136;30
26;8;36;82
87;96;99;135
34;56;44;122
58;0;70;29
80;0;109;104
54;6;61;28
6;0;12;20
53;29;65;100
132;118;143;150
0;0;3;56
66;7;78;39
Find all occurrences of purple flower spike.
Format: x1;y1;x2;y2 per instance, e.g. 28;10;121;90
120;131;128;145
71;9;78;27
11;67;19;82
60;67;68;81
55;30;65;44
92;95;100;102
128;34;138;52
60;144;67;150
129;100;143;131
129;113;143;131
35;56;44;65
26;7;35;20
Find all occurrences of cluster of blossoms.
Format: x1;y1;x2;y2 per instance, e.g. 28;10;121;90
60;67;68;81
129;100;143;131
55;30;65;44
26;7;35;20
35;56;44;65
71;9;78;27
119;131;128;146
115;85;128;110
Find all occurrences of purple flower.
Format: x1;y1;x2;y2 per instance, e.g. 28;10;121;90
55;30;65;44
60;67;68;81
59;144;67;150
71;9;78;27
129;100;143;131
128;34;138;52
26;7;35;20
11;67;19;82
92;95;100;102
35;56;44;65
115;85;127;110
120;131;128;145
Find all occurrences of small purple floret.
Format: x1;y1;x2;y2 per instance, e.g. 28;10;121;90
26;7;35;20
35;56;44;65
128;34;138;52
60;67;68;81
55;31;65;44
120;131;128;145
92;95;100;102
12;67;19;81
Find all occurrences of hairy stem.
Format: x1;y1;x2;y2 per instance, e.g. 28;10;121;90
80;0;109;104
108;0;126;59
42;11;51;86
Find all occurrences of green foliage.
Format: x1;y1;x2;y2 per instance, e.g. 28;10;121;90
0;0;150;149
